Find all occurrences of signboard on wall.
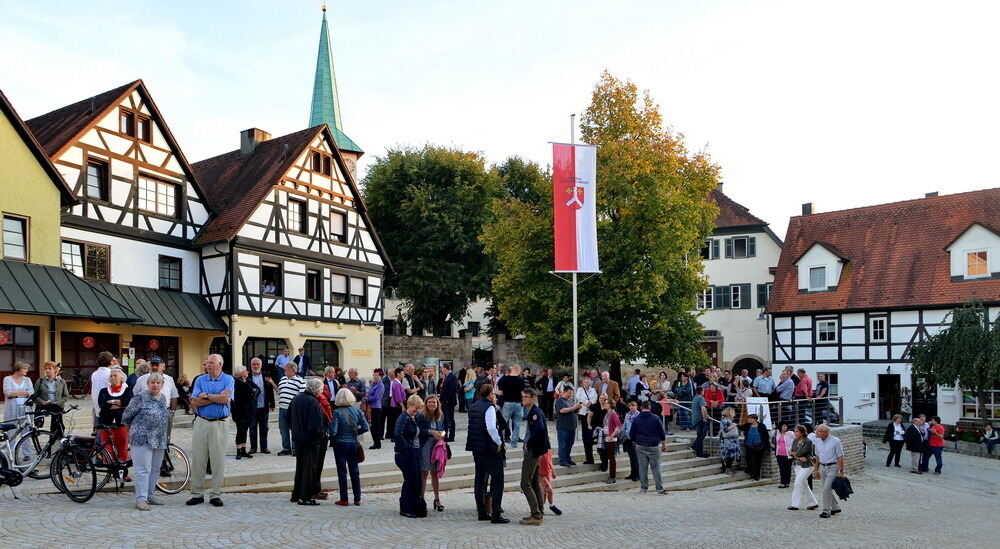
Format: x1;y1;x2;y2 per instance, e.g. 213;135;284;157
82;336;95;349
0;330;9;345
745;397;773;430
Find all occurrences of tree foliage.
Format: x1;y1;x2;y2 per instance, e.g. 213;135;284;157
482;71;719;380
909;302;1000;420
363;145;502;334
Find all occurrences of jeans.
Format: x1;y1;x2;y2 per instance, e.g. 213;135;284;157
745;446;764;480
557;428;575;465
886;440;904;466
501;402;523;446
441;402;456;441
691;421;708;457
636;444;662;491
250;407;269;451
624;439;639;478
986;439;997;455
776;455;793;485
790;464;818;508
333;441;362;502
131;445;164;502
927;446;943;473
278;408;295;452
579;415;595;463
520;452;543;518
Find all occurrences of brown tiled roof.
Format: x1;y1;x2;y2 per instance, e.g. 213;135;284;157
767;188;1000;314
192;126;320;244
710;188;767;228
0;89;76;205
25;81;138;157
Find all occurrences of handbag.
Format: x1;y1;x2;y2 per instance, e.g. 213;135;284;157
340;408;366;463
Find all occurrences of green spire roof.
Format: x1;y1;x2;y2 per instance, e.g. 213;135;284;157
309;7;362;153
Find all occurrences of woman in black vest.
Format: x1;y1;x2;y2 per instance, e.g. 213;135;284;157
394;395;428;518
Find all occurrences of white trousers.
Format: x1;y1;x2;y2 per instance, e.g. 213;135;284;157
132;445;165;502
790;465;818;508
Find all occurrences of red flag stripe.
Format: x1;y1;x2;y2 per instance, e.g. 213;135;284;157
553;144;578;271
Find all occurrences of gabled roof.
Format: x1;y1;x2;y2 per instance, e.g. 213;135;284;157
943;222;1000;251
0;89;76;206
767;188;1000;314
192;124;392;271
25;80;214;213
794;241;849;264
710;188;767;228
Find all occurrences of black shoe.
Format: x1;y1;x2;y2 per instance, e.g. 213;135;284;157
478;514;491;521
277;450;291;456
831;509;841;515
368;445;381;450
549;505;562;516
210;498;224;507
491;516;510;524
819;512;831;518
291;450;297;457
400;512;418;518
186;497;204;506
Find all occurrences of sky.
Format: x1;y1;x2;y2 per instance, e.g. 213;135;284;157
3;0;1000;238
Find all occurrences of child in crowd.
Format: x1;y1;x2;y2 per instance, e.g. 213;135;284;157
539;449;561;515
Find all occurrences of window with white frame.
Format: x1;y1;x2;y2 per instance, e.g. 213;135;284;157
870;317;887;342
287;199;307;233
137;176;178;217
730;285;742;309
331;274;347;304
809;266;827;290
330;211;347;243
817;318;838;343
966;250;988;278
696;288;713;310
700;239;719;260
349;277;366;306
2;215;27;261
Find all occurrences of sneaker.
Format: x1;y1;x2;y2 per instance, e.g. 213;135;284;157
656;489;668;495
640;488;648;494
519;517;542;526
135;500;150;511
146;497;165;506
549;505;562;515
260;449;271;454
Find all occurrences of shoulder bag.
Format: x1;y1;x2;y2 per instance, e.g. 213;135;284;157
339;407;366;463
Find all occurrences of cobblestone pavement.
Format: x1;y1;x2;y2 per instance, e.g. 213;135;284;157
2;438;997;548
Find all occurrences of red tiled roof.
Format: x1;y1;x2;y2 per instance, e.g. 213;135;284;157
0;89;76;205
767;188;1000;314
710;188;767;228
193;126;320;245
25;81;138;157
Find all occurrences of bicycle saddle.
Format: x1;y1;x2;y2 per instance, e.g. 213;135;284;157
0;422;16;431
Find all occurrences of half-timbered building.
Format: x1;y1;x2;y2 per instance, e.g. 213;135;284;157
767;190;1000;424
26;81;227;379
696;187;782;373
194;125;390;375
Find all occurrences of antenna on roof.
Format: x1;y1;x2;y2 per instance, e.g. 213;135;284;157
283;143;289;159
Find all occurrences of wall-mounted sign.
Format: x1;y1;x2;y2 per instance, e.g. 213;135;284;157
82;336;95;349
0;330;9;346
351;349;372;357
148;338;160;351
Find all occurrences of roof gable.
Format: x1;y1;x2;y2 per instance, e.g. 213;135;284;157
25;80;214;210
711;188;767;228
794;242;849;265
0;89;76;206
767;188;1000;314
944;222;1000;251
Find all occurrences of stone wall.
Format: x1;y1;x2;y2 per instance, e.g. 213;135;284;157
382;333;541;371
701;424;865;478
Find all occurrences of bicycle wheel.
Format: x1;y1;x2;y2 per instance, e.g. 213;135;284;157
92;444;115;492
13;429;54;479
156;443;191;495
51;446;97;503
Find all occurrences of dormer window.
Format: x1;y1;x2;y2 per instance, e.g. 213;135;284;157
967;250;988;278
809;266;826;290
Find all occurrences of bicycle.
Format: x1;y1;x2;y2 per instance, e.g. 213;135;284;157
64;369;90;400
50;423;190;503
0;405;72;482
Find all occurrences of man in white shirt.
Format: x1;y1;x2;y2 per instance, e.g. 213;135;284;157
135;357;179;409
813;424;846;518
90;351;115;420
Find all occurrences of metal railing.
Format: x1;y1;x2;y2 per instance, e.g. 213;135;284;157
664;397;844;436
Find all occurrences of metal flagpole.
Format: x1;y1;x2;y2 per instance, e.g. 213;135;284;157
570;114;579;388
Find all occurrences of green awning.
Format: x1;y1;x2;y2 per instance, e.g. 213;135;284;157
0;260;142;323
93;283;227;332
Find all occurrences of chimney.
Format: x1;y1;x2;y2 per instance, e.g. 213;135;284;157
801;203;815;215
925;192;939;198
240;128;271;157
717;181;723;194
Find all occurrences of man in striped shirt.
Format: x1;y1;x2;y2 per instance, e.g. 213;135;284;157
276;363;305;456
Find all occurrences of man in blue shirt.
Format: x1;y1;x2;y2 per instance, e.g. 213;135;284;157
752;368;776;400
690;386;710;458
187;354;235;508
274;348;292;378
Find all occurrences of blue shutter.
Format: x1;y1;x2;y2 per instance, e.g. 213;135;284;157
748;236;756;257
713;285;728;309
724;238;733;258
712;239;720;259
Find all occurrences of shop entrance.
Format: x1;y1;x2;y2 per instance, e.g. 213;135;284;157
132;335;179;379
303;339;341;374
60;332;120;377
0;325;40;400
878;373;901;419
243;337;289;378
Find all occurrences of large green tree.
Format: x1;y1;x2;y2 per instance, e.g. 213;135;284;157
482;71;719;380
910;302;1000;420
363;145;502;335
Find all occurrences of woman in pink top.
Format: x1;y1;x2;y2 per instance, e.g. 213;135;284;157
772;422;795;488
599;396;622;484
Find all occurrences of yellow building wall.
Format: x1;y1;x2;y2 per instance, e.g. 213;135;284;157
54;318;218;380
230;315;380;378
0;111;63;266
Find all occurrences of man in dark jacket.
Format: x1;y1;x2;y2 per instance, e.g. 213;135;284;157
519;389;550;525
438;363;459;442
629;400;667;494
466;384;508;523
535;369;555;420
248;358;275;454
905;418;925;474
292;348;312;377
288;378;329;505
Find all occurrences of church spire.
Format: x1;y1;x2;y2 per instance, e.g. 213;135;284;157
309;4;362;152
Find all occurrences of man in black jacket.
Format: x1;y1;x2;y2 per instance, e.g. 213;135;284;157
287;378;329;505
535;369;555;420
466;384;508;524
519;389;550;525
905;417;925;474
438;363;459;442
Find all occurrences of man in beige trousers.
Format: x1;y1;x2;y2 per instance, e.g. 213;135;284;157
186;354;234;507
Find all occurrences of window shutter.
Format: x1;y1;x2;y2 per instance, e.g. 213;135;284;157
757;283;767;308
712;239;720;259
748;237;756;257
740;283;752;309
713;285;727;309
724;238;733;258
